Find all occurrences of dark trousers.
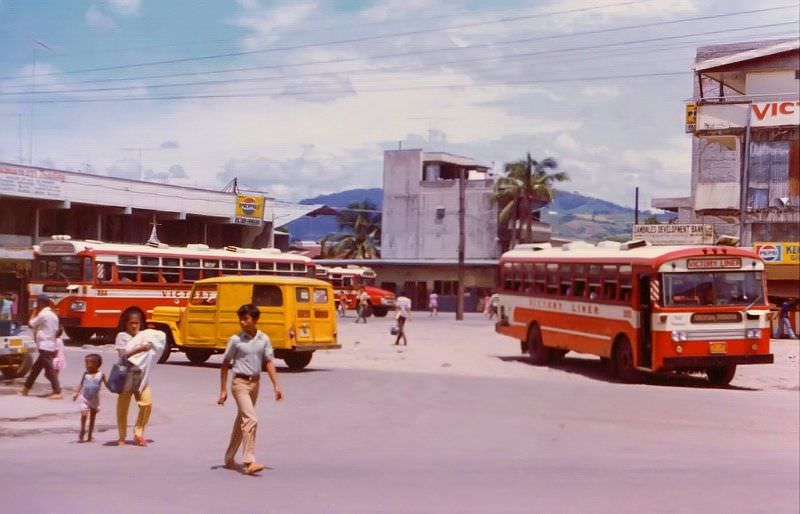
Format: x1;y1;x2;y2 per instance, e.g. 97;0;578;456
24;349;61;393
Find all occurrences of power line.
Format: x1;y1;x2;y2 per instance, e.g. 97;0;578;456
1;3;793;83
2;21;795;99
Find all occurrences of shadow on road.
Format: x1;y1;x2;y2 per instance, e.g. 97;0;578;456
497;354;758;391
164;361;331;374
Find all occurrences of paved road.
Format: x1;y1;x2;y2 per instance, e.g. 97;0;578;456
1;325;798;513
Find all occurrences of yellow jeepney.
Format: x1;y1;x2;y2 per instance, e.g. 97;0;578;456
148;276;339;370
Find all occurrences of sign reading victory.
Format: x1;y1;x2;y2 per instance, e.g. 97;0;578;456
234;194;265;226
633;224;715;245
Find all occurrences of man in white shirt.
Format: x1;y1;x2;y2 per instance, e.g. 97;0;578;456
22;294;62;398
394;296;412;346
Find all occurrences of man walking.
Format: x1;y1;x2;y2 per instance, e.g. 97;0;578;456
218;304;283;475
21;294;62;398
774;299;799;339
355;288;370;323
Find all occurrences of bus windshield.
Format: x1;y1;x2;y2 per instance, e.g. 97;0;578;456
33;255;83;282
662;271;764;307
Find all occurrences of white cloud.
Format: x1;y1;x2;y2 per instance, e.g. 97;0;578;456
85;5;117;31
360;0;438;22
580;85;620;98
107;0;140;16
233;2;318;47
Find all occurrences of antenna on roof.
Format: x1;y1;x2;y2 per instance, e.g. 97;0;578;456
147;215;161;245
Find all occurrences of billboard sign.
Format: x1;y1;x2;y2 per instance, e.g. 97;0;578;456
754;242;799;265
234;194;265;226
0;165;65;200
633;224;715;245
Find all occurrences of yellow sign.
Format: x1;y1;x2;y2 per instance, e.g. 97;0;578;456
753;242;800;265
685;102;697;133
234;194;265;226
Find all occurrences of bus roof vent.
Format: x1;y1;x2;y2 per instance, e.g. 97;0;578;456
51;234;72;240
513;243;551;251
620;239;650;251
561;241;594;251
224;245;242;252
146;241;168;249
186;244;210;251
597;241;621;249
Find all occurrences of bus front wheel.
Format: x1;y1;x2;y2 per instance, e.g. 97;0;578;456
706;365;736;386
612;336;638;383
527;325;550;366
64;327;94;343
371;306;388;317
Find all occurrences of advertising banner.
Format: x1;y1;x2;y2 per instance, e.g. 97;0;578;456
234;194;265;226
633;224;715;245
754;242;800;265
0;165;64;200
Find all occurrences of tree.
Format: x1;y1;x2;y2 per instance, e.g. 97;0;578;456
493;153;568;249
321;200;381;259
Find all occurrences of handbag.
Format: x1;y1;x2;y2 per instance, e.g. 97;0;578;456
390;325;399;336
107;358;130;394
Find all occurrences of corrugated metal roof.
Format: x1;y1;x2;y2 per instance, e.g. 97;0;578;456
695;39;799;71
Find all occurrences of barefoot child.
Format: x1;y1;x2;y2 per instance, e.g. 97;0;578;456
72;354;108;442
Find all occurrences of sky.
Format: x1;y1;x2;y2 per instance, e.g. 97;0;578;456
0;0;798;207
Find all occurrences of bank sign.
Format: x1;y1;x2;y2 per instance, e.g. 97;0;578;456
754;242;800;265
633;224;715;245
234;194;265;226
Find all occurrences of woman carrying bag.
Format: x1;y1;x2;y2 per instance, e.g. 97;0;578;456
113;314;165;447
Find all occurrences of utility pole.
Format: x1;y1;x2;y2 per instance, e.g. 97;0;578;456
28;39;52;166
456;166;466;321
634;186;639;225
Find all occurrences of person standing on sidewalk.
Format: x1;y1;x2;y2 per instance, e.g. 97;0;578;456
393;295;412;346
21;294;62;399
355;288;370;324
774;299;799;339
218;304;283;475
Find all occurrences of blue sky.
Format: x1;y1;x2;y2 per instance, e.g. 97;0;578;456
0;0;798;206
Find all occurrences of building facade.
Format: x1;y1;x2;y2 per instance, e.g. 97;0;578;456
653;38;799;299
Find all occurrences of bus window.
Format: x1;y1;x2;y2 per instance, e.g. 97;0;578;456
603;280;618;301
259;262;275;275
619;268;632;303
96;262;113;283
276;262;291;274
118;255;138;282
162;258;180;283
502;263;513;290
573;278;587;297
190;284;217;306
546;263;558;295
183;258;200;282
222;260;238;275
140;256;160;283
203;260;221;279
241;261;257;275
342;276;353;288
296;287;310;303
253;285;282;307
313;288;329;304
293;264;306;276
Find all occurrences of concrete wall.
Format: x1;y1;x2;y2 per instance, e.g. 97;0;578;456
381;150;499;260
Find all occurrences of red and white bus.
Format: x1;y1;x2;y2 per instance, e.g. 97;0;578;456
323;265;396;317
495;241;773;386
30;236;316;341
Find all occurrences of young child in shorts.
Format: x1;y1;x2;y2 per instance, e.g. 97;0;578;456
72;353;108;442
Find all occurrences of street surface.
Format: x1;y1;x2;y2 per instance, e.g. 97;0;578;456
1;314;798;513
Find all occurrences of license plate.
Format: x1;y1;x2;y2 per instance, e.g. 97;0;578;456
709;342;727;354
8;338;22;348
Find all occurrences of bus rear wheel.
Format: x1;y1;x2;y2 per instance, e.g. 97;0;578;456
527;324;550;366
706;365;736;386
185;349;213;365
371;306;388;317
64;327;94;343
612;337;638;383
284;352;313;370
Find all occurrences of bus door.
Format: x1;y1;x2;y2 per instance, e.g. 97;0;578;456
310;287;334;343
294;286;315;344
638;274;653;368
185;284;218;346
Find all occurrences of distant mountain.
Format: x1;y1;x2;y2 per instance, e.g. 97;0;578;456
286;188;382;241
284;187;666;242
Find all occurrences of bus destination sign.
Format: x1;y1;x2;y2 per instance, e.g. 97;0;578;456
686;258;742;270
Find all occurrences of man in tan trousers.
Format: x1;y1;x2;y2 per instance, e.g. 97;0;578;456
218;303;283;475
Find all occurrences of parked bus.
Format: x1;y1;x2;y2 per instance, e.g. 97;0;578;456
495;240;773;386
30;236;316;342
324;265;396;317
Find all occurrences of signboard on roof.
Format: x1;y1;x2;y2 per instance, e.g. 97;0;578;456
633;224;715;245
0;165;64;200
694;101;800;131
754;242;800;265
234;194;265;226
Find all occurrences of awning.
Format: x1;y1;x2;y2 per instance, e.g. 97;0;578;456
695;39;799;72
269;203;337;227
694;182;740;215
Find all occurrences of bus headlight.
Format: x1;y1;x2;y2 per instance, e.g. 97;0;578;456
746;329;760;339
70;301;86;312
671;330;688;342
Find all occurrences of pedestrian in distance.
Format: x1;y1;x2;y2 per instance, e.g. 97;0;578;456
21;294;62;399
337;294;347;318
72;353;108;443
0;291;12;320
218;303;283;476
428;291;439;317
488;292;500;321
115;325;165;447
394;295;412;346
774;299;799;339
355;288;370;324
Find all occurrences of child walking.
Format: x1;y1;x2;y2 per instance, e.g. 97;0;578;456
72;354;108;442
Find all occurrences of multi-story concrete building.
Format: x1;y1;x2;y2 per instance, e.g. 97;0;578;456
653;38;799;300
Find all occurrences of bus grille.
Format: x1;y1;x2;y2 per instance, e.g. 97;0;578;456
686;329;747;341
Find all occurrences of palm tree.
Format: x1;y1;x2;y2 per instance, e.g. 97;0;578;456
493;153;568;249
321;200;381;258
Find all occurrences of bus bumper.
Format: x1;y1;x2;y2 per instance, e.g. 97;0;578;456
661;354;774;370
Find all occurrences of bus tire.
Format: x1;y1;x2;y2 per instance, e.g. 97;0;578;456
612;336;638;383
371;306;388;317
185;349;213;365
527;324;550;366
549;349;568;364
706;365;736;386
64;327;94;343
157;332;173;364
284;351;313;370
